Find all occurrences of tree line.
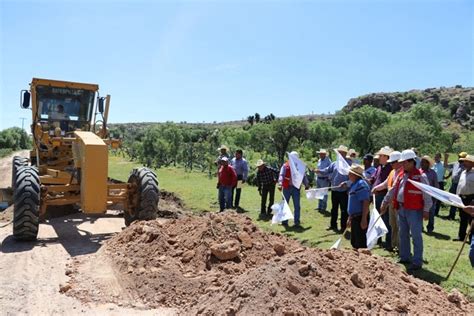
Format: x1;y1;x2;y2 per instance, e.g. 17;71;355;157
0;127;31;158
110;103;467;177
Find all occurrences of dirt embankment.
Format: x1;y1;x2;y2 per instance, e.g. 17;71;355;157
66;211;473;315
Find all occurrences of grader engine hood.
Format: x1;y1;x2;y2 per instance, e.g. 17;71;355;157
72;131;108;213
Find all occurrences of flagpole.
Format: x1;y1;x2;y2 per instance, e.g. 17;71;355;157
446;221;473;279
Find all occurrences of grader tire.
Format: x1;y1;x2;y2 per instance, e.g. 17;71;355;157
13;166;40;241
126;167;159;226
11;156;29;189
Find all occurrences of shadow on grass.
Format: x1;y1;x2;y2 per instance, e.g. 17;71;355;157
407;266;446;285
284;225;312;233
424;230;451;240
235;207;248;214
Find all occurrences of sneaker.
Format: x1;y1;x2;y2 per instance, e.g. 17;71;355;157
453;238;463;242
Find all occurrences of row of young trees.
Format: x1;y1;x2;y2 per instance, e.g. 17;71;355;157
111;103;461;174
0;127;31;157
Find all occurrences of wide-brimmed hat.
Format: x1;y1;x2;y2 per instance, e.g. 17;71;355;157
317;149;327;154
256;159;265;167
421;155;434;167
348;164;364;178
387;151;401;163
459;154;474;163
346;149;359;158
218;145;229;151
334;145;349;153
376;146;393;157
459;152;468;158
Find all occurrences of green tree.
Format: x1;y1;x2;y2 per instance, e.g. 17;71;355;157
270;118;308;163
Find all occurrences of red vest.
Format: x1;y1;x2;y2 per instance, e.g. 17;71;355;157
281;162;292;189
393;168;424;211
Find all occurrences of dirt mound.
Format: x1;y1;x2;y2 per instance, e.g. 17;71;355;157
69;212;473;314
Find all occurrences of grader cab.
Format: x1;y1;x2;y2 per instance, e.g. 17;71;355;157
11;78;159;241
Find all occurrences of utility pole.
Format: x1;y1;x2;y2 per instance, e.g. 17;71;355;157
19;117;26;130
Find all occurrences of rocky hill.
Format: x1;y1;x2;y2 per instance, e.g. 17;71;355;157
342;86;474;128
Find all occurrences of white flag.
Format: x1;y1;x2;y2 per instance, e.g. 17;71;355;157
271;197;294;225
288;152;306;189
407;179;465;209
366;197;388;250
330;237;342;250
334;149;350;175
305;188;329;200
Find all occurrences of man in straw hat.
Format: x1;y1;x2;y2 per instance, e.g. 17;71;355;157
382;149;433;271
256;159;279;218
315;149;332;213
373;151;403;251
215;145;230;166
420;155;439;234
316;145;352;232
371;146;394;250
445;152;467;220
455;154;474;243
347;149;360;165
346;164;371;249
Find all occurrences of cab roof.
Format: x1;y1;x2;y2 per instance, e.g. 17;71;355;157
31;78;99;91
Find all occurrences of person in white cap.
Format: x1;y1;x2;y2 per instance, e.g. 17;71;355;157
373;150;402;251
382;149;433;271
315;149;332;213
371;146;394;250
216;157;237;212
278;151;309;228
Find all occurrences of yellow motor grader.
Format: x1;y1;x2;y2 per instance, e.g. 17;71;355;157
11;78;159;240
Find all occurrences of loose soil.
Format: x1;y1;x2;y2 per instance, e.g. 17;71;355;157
67;211;474;315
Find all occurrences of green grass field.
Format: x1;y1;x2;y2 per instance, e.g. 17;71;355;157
109;155;474;300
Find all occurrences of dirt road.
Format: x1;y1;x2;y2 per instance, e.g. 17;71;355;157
0;152;176;315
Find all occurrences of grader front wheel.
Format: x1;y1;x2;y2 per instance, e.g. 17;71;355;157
13;166;40;241
125;167;159;226
11;156;29;190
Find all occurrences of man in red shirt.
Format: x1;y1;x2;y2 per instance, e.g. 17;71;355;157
217;157;237;212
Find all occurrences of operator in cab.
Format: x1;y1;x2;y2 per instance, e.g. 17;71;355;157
49;104;70;121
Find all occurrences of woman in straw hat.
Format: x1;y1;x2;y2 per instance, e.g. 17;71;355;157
347;165;371;249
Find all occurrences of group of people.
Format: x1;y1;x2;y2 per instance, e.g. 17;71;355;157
214;144;474;271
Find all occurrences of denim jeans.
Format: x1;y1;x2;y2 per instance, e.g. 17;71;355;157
398;208;424;266
282;186;301;225
427;202;436;232
218;185;233;211
376;194;392;248
316;177;330;211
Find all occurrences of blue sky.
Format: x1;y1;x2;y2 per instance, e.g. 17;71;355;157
0;0;472;130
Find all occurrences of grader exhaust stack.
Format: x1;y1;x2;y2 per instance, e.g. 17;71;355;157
11;78;160;241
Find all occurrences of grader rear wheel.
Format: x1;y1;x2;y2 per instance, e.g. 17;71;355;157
125;167;159;226
11;156;29;190
13;166;40;241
